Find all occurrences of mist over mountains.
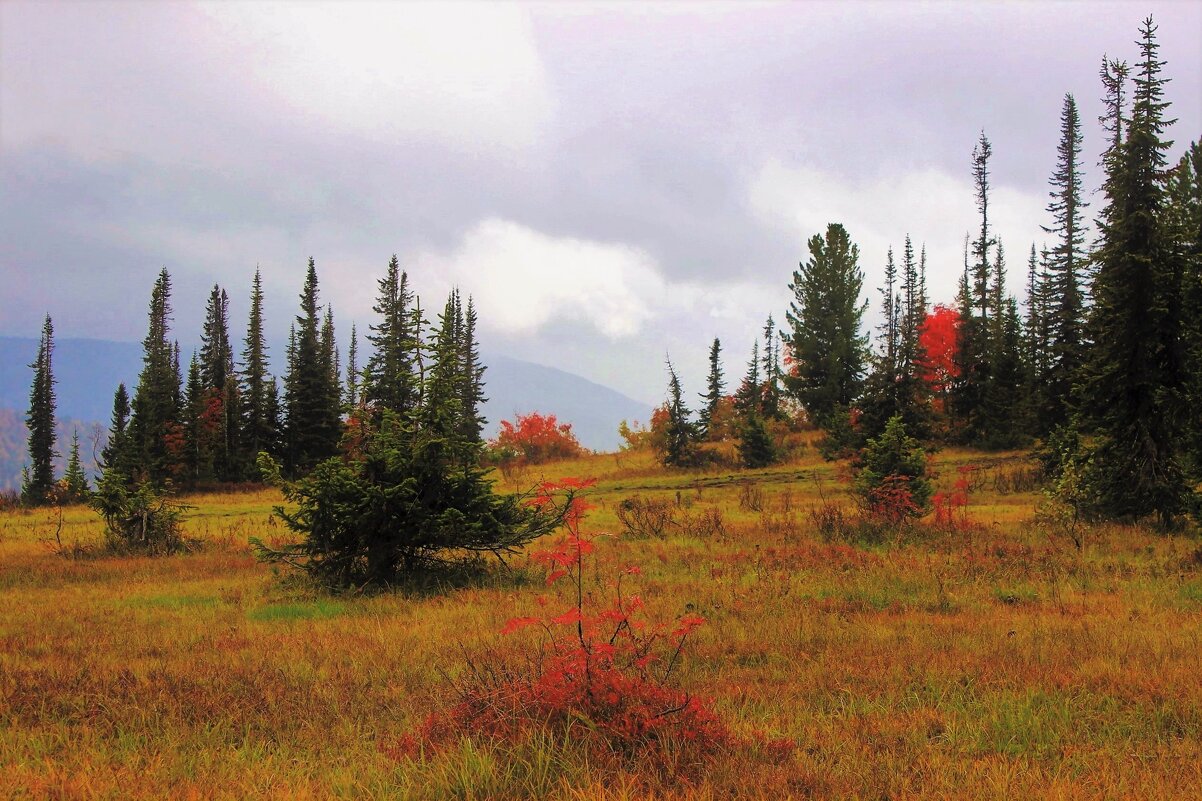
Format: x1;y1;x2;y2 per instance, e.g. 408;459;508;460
0;336;652;489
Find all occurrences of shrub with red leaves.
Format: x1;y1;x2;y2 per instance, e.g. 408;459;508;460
491;412;586;465
395;477;752;779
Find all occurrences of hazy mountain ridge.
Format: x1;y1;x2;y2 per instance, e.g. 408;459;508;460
0;337;651;489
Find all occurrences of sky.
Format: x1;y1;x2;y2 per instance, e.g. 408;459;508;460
2;1;1200;407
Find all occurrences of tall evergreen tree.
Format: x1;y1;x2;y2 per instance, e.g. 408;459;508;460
733;341;761;416
23;315;57;504
1079;17;1187;524
182;352;212;484
1166;141;1202;471
345;323;360;411
62;429;90;502
699;337;725;438
759;315;782;419
784;223;869;429
100;383;132;479
128;269;182;485
199;284;238;481
457;297;488;449
1040;94;1090;429
364;255;419;416
662;357;698;468
240;269;277;469
283;259;342;474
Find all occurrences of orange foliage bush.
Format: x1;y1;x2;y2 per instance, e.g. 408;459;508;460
491;412;586;464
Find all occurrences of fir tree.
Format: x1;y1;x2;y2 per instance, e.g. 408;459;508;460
759;315;782;419
364;255;419;417
737;411;780;469
62;429;90;503
283;259;342;474
200;284;238;481
784;223;869;429
1079;17;1187;525
128;269;182;485
662;357;698;468
240;269;277;470
345;323;360;411
733;341;761;417
698;337;724;438
1041;94;1090;429
457;297;487;449
23;315;57;504
1166;141;1202;471
182;352;212;485
100;383;132;480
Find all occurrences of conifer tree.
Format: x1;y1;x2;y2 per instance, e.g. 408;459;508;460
737;411;780;469
100;383;132;479
23;314;57;504
364;255;419;416
733;341;761;417
128;269;182;486
199;284;238;480
62;429;90;502
698;337;725;438
345;323;359;411
1079;17;1187;525
240;269;277;470
784;223;868;429
457;297;487;448
662;357;698;468
182;352;212;485
1040;94;1090;429
759;315;782;419
283;259;342;474
1166;141;1202;471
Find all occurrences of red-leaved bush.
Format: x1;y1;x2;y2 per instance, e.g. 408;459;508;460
491;412;586;465
933;464;976;531
389;477;782;780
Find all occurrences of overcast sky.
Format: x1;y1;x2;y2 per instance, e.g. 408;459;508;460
2;1;1199;406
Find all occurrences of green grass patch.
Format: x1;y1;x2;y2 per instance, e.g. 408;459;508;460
247;599;347;622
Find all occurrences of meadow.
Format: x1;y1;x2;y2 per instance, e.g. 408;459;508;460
2;439;1201;799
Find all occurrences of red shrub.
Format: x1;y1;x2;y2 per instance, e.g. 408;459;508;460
491;412;586;464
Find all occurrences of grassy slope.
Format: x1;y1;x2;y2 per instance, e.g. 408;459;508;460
2;439;1201;799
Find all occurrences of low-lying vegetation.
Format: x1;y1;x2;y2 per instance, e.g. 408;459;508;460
2;444;1201;798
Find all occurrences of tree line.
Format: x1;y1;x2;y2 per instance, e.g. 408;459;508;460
659;18;1201;525
22;255;487;503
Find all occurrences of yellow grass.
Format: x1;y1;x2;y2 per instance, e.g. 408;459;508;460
2;444;1201;799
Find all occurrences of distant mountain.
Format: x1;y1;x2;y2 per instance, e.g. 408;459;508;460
0;337;651;489
480;353;652;451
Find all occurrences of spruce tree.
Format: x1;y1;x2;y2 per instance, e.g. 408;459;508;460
345;323;359;411
733;341;761;417
784;223;868;429
759;315;782;419
128;269;182;486
1079;17;1187;525
240;269;277;470
698;337;725;438
62;429;90;503
457;297;487;449
200;285;238;480
23;315;57;504
364;255;419;416
100;383;132;480
662;357;698;468
182;352;212;485
1166;141;1202;471
283;259;343;474
1040;94;1089;429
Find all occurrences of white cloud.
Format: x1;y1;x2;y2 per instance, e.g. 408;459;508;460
197;1;554;151
748;158;1048;310
406;218;779;344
